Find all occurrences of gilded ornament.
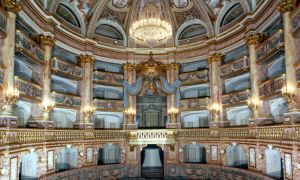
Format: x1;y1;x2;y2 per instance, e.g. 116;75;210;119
77;54;96;64
32;34;55;47
245;33;264;46
166;62;180;71
208;52;224;64
123;63;136;72
278;0;296;14
1;0;21;14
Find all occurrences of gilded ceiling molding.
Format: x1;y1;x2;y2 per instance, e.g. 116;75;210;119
86;0;109;37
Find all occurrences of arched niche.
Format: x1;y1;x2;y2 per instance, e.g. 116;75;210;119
56;3;81;28
98;144;121;165
175;19;208;46
56;146;78;172
265;148;282;179
93;19;127;46
183;144;206;163
226;106;250;126
20;150;38;179
51;75;79;95
93;112;123;129
51;108;77;128
181;111;210;128
226;144;248;169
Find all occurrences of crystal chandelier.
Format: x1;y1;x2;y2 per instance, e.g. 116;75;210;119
129;1;172;44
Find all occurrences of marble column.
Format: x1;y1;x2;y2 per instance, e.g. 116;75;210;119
74;54;95;129
123;62;137;129
27;35;55;129
0;1;21;127
245;33;274;126
208;53;228;128
166;62;181;129
279;0;300;123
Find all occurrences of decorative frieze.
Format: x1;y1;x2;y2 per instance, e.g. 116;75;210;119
52;57;83;79
220;57;249;77
15;30;45;64
15;77;42;100
93;99;124;112
222;89;251;107
93;71;124;86
179;70;209;86
259;75;285;98
51;91;81;107
180;98;209;111
257;30;284;62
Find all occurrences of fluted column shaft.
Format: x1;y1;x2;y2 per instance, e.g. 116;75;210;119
75;54;95;129
279;0;299;111
208;53;223;123
246;33;263;118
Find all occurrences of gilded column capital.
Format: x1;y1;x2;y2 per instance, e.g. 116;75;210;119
245;33;264;46
166;62;180;71
278;0;296;14
39;35;55;47
77;54;96;64
1;0;21;14
123;63;136;72
208;52;224;64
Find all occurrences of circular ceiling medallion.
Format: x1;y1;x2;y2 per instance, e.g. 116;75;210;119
172;0;189;8
112;0;129;8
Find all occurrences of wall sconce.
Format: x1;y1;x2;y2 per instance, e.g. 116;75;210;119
220;149;225;154
42;99;55;114
296;163;300;170
83;106;96;119
281;84;298;112
0;89;19;111
258;153;264;160
124;108;136;121
39;157;46;163
247;97;261;118
168;107;179;122
169;144;175;152
79;151;84;157
208;103;221;121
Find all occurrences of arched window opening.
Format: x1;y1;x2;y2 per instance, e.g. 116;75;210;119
221;4;244;27
56;4;81;28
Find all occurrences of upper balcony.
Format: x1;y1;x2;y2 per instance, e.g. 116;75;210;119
52;57;83;80
180;97;209;111
15;76;42;101
259;74;285;99
222;89;250;108
15;30;44;65
179;69;209;86
93;99;124;112
220;57;249;78
93;70;124;87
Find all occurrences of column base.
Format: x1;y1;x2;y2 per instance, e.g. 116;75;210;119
210;121;229;128
0;115;18;128
27;120;54;129
123;123;137;130
166;123;181;129
283;112;300;124
248;116;274;126
74;123;94;130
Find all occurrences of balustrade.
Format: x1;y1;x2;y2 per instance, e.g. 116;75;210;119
180;97;209;111
93;70;124;86
52;57;83;79
222;89;251;107
15;76;42;100
93;98;124;112
179;69;209;86
220;57;249;78
258;75;285;98
51;91;81;107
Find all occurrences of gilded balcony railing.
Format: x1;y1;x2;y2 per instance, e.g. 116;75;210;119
220;57;249;78
222;89;251;107
257;30;284;62
15;76;42;101
0;125;299;147
93;98;124;112
52;57;83;79
94;70;124;86
180;97;209;111
179;70;209;86
51;91;81;108
259;75;285;98
15;30;44;64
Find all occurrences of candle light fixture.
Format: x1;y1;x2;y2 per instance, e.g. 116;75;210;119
168;107;179;122
208;103;221;122
247;97;261;118
0;88;20;111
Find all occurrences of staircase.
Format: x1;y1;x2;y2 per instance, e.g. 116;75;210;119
141;167;164;179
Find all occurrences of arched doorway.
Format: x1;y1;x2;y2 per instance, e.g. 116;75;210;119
141;144;164;178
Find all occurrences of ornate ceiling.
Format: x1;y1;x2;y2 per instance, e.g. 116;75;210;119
37;0;253;47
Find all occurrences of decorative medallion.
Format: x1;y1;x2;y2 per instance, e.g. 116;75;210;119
112;0;129;8
172;0;189;8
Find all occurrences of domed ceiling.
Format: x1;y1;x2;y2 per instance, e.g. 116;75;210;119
37;0;252;47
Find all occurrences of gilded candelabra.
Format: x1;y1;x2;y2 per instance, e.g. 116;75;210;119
281;85;299;112
0;89;19;111
208;103;221;122
247;97;261;118
124;108;136;122
168;107;179;123
42;99;55;119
